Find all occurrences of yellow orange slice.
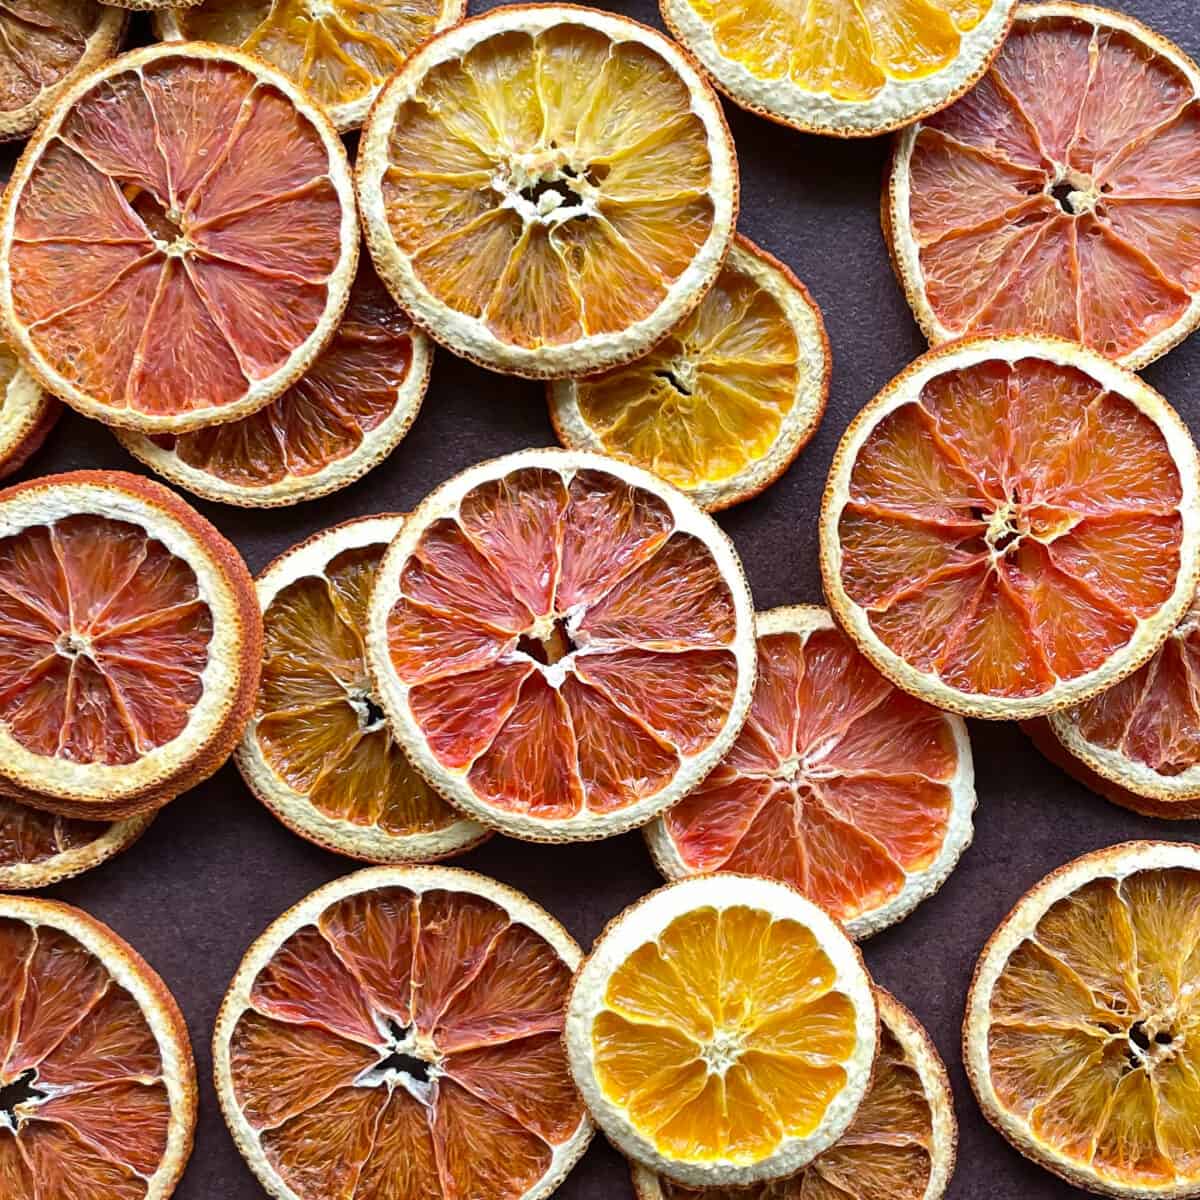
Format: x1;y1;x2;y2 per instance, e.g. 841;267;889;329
214;865;593;1200
0;343;57;482
965;841;1200;1196
549;236;830;512
565;873;877;1188
356;5;738;378
0;43;358;434
646;606;975;939
820;336;1200;719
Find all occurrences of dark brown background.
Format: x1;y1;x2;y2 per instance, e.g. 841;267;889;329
11;2;1200;1196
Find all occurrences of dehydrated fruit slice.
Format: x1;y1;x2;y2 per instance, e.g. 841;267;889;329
0;342;57;481
366;448;756;842
646;605;975;938
0;470;262;819
820;336;1200;719
965;841;1200;1195
565;873;877;1188
887;3;1200;368
237;515;489;863
213;865;593;1200
356;5;738;378
116;257;430;507
0;894;196;1200
549;237;830;512
0;42;358;434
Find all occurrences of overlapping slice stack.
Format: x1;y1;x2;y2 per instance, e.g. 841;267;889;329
0;340;56;481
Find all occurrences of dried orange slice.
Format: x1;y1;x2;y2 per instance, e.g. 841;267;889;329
646;606;975;939
214;865;593;1200
238;515;489;863
366;449;756;842
549;236;830;512
115;258;430;508
0;470;262;820
565;873;877;1188
965;840;1200;1195
630;988;958;1200
887;3;1200;368
356;5;738;378
0;42;358;434
0;894;197;1200
820;336;1200;720
0;344;57;482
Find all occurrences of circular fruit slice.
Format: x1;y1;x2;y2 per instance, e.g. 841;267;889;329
887;3;1200;369
965;841;1200;1196
646;606;975;939
0;470;262;820
820;336;1200;720
660;0;1016;137
0;895;196;1200
214;865;593;1200
115;257;430;508
238;515;489;863
629;988;957;1200
565;873;877;1188
356;5;738;379
366;448;756;842
549;237;830;512
0;344;57;482
0;42;358;435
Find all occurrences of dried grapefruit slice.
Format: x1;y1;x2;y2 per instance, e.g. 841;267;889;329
214;865;593;1200
115;257;430;508
549;237;830;512
356;5;738;378
820;336;1200;720
565;873;877;1188
965;840;1200;1195
630;988;957;1200
0;344;57;482
366;449;756;841
0;42;358;434
0;894;196;1200
238;515;489;863
0;470;262;819
645;606;975;938
887;3;1200;368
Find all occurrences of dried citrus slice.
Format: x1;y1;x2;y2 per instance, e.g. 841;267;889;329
965;840;1200;1195
0;470;262;820
887;3;1200;368
820;336;1200;720
0;344;57;482
214;864;593;1200
366;448;756;842
115;258;430;508
549;237;830;512
238;515;489;863
356;5;738;378
565;873;877;1188
0;42;358;434
645;606;975;938
0;894;196;1200
660;0;1016;137
629;988;957;1200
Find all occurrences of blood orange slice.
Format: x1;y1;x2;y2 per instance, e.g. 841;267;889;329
887;3;1200;368
646;606;975;938
820;336;1200;719
0;894;196;1200
0;343;57;482
0;42;358;434
0;470;262;819
366;449;756;842
213;865;593;1200
116;258;430;508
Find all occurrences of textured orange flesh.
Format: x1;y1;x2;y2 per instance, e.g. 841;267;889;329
0;796;113;870
0;2;110;118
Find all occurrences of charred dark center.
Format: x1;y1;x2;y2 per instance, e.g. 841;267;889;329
0;1070;44;1125
518;616;574;666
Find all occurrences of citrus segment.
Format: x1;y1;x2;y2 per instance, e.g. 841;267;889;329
0;344;57;483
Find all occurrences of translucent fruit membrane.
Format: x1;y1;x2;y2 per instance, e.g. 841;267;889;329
0;2;108;119
0;515;212;766
837;356;1185;699
0;796;114;872
228;885;585;1199
0;917;172;1197
592;905;859;1164
907;13;1200;360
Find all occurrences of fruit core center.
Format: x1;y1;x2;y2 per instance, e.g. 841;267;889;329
55;630;92;660
701;1029;744;1075
127;187;190;254
1126;1018;1180;1069
655;361;697;398
0;1070;44;1130
499;153;607;224
1048;170;1099;216
348;688;387;733
518;615;575;667
357;1019;442;1100
978;502;1027;556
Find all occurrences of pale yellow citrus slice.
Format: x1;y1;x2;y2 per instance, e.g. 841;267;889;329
0;342;57;482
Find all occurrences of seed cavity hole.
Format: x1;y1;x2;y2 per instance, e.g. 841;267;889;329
518;617;574;666
1130;1021;1152;1051
655;368;693;397
1051;181;1077;213
0;1070;45;1125
126;186;184;244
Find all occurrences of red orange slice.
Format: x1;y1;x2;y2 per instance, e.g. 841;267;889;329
0;344;57;482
